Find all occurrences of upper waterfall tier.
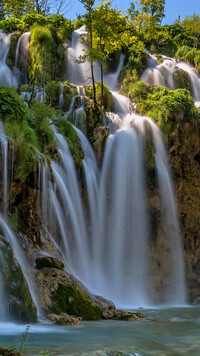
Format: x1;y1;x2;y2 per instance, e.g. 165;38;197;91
142;51;200;106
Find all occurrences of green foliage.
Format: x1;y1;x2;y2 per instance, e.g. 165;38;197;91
185;48;198;65
181;14;200;48
136;87;200;138
0;17;23;32
28;25;53;84
175;45;191;59
47;15;73;41
22;13;48;28
0;86;27;121
149;29;177;57
27;102;57;155
86;83;113;111
128;41;147;74
4;0;35;18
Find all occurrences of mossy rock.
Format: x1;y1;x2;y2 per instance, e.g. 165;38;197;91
173;68;192;93
36;256;64;270
51;283;103;320
0;236;37;322
45;81;72;111
6;32;21;68
57;120;84;167
38;267;103;320
0;346;21;356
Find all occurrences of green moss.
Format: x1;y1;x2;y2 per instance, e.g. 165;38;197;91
28;25;53;84
57;120;84;167
0;238;37;322
173;68;192;93
36;256;64;270
51;283;103;320
136;87;200;140
45;81;72;111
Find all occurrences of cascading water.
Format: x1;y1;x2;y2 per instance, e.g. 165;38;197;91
142;51;200;106
15;31;30;84
0;216;42;320
0;30;17;87
65;86;87;133
38;29;186;307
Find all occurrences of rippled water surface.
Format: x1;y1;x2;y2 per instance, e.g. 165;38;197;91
0;307;200;355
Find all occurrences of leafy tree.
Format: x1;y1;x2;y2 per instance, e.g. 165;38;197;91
92;1;127;105
79;0;96;104
4;0;35;17
181;14;200;48
128;0;165;40
0;0;5;20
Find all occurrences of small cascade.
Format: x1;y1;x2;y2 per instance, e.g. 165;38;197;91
104;53;125;90
65;86;87;133
59;83;64;110
0;30;17;87
49;125;91;281
0;122;8;217
141;51;200;105
67;26;100;85
15;31;30;84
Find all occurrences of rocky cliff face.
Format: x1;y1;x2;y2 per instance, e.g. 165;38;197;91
168;112;200;303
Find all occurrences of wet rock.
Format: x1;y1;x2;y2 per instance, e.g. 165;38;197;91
173;68;192;92
36;267;103;320
0;236;37;323
47;312;82;326
93;123;108;162
102;310;144;320
93;295;116;311
0;346;21;356
36;256;65;271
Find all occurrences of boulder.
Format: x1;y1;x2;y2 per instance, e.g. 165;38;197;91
0;346;21;356
93;123;108;162
36;256;65;271
93;295;116;311
47;312;82;326
102;309;144;321
36;267;103;320
0;236;37;323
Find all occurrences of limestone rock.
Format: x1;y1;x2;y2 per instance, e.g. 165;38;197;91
47;312;82;326
0;346;21;356
93;123;108;162
93;295;116;311
35;267;103;320
102;310;144;320
36;256;65;271
0;236;37;323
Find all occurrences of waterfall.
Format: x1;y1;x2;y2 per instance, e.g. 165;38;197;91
67;25;100;85
15;32;30;84
59;83;64;110
0;122;8;217
141;51;200;106
0;216;42;320
36;29;186;307
0;30;17;87
65;86;87;133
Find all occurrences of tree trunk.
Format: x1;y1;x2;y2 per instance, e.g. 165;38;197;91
100;40;104;107
89;9;96;105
